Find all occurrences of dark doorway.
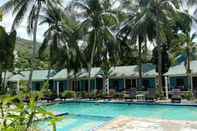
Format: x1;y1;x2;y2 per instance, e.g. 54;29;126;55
193;77;197;97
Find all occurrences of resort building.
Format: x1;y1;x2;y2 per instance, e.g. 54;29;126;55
165;61;197;97
7;61;197;97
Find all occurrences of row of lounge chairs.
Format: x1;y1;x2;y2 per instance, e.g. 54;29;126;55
23;88;182;103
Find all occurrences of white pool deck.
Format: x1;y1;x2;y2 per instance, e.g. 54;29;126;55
97;117;197;131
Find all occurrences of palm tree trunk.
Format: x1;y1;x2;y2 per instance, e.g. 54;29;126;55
186;47;192;92
138;40;143;90
28;2;41;91
88;31;97;95
103;76;109;95
156;0;163;95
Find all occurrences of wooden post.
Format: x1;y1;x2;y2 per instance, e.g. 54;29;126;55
56;81;60;97
17;80;20;94
124;79;126;89
191;76;193;92
165;76;169;99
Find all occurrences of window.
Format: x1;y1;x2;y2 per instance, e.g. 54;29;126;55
176;78;184;87
35;82;41;91
132;79;136;88
126;79;131;90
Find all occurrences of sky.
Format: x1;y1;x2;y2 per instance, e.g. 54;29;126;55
0;0;71;42
0;0;197;43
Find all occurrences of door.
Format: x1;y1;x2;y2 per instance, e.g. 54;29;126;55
192;77;197;97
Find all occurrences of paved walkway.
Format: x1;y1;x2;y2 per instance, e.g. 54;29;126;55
97;117;197;131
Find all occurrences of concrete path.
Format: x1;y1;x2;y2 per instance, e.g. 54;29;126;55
97;117;197;131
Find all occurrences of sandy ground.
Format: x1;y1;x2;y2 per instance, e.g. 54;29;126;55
97;117;197;131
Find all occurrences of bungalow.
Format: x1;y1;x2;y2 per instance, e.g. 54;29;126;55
8;70;56;92
50;64;157;96
51;68;102;96
164;61;197;97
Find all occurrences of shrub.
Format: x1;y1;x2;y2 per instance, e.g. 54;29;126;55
109;89;116;96
40;81;53;97
182;91;193;100
113;92;124;99
79;91;89;98
61;91;76;99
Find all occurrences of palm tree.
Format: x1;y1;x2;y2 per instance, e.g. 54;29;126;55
117;1;156;91
39;6;65;80
39;6;85;91
138;0;179;94
1;0;61;90
71;0;119;95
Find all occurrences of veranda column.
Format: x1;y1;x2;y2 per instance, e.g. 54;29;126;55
94;78;97;91
124;79;126;89
56;81;60;97
165;76;169;99
17;80;20;94
191;76;193;92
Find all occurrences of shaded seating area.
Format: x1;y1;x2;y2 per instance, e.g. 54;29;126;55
145;88;156;102
123;88;137;101
171;89;181;103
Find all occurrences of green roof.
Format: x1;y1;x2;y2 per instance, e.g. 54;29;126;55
109;64;156;78
52;68;101;80
8;70;55;82
8;64;157;81
165;61;197;77
52;64;156;80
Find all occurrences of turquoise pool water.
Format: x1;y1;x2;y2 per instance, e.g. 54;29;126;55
38;102;197;131
44;102;197;121
37;114;111;131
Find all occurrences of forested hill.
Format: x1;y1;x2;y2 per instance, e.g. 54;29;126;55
15;38;48;70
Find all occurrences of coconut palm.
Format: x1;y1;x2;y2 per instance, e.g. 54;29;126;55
71;0;119;95
39;6;85;90
117;1;156;91
1;0;62;90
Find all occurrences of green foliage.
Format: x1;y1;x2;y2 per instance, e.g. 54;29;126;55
152;45;171;74
19;81;29;94
61;91;76;99
0;94;62;131
0;27;16;72
182;91;193;100
40;81;53;97
15;40;49;70
113;92;124;99
0;10;2;21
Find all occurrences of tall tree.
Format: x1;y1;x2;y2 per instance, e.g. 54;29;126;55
117;1;156;91
1;0;62;90
0;26;16;93
71;0;119;95
39;6;85;90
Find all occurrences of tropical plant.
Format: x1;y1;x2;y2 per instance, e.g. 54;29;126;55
61;90;76;99
1;0;62;90
0;25;16;93
117;1;156;90
170;1;197;92
0;94;62;131
136;0;179;94
71;0;119;95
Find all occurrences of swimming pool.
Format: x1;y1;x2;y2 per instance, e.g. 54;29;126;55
44;102;197;121
37;102;197;131
36;114;111;131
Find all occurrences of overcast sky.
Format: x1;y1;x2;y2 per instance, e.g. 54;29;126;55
0;0;71;42
0;0;197;43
